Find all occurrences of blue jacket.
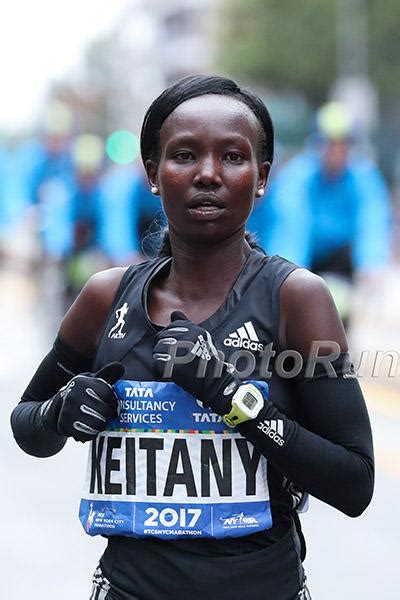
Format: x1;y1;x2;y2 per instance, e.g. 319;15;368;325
248;152;391;271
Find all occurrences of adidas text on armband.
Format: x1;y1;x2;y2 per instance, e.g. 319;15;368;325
257;419;285;446
223;321;264;352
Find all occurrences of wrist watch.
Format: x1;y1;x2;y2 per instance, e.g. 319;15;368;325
222;383;264;428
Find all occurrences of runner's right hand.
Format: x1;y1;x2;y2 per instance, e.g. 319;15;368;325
40;362;125;442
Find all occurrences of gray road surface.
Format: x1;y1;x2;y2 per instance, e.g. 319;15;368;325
1;268;399;599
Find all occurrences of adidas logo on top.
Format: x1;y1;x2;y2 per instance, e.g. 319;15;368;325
257;419;285;446
223;321;264;352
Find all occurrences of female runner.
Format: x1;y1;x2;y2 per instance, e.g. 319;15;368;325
11;75;374;599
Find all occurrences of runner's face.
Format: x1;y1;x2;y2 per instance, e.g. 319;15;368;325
146;95;270;246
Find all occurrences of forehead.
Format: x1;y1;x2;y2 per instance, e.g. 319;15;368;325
160;95;261;147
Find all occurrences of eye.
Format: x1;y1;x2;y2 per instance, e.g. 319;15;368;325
173;151;194;161
225;152;244;163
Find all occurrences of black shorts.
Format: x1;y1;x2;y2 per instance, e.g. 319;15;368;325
90;565;311;600
90;524;311;600
90;565;140;600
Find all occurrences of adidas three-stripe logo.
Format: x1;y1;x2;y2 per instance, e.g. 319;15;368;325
223;321;264;352
257;418;285;446
191;332;219;361
229;321;259;342
264;419;284;436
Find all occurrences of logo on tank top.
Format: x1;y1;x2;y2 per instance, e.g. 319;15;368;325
223;321;264;352
108;302;129;339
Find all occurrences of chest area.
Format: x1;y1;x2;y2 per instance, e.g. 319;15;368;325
99;304;300;421
147;280;238;327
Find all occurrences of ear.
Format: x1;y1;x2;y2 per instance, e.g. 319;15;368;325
258;161;271;190
145;159;159;189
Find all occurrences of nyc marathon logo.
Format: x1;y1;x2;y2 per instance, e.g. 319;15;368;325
220;512;260;530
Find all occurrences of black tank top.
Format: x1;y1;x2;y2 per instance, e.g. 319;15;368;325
93;249;306;599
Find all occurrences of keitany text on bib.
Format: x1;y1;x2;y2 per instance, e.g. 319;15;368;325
80;381;272;539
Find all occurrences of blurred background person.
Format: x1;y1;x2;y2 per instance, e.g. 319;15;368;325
8;101;75;269
61;133;106;308
25;101;75;207
253;102;391;327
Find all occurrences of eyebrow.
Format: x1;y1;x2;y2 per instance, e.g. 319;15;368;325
165;133;251;146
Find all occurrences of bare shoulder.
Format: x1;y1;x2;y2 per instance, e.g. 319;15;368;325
281;268;333;306
59;267;129;357
279;268;348;355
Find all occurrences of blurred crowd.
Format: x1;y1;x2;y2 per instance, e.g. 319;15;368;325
0;101;166;306
0;100;392;317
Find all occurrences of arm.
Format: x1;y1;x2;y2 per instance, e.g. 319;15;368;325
10;267;127;457
239;269;374;517
152;273;374;517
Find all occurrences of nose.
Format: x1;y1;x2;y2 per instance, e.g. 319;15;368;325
193;155;222;190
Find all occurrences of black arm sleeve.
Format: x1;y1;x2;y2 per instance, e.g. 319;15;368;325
239;355;374;517
10;336;93;458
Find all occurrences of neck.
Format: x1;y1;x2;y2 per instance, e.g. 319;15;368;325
166;233;252;302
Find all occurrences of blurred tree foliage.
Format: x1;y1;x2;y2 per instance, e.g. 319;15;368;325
218;0;399;105
368;0;400;103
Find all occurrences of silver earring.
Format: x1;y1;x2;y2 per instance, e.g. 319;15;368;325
256;187;265;197
151;186;159;195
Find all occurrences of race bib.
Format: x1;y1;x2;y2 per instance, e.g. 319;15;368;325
79;381;272;539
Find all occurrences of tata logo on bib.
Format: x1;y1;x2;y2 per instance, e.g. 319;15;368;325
223;321;264;352
125;386;154;398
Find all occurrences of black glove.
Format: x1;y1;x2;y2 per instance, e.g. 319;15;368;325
153;311;240;415
41;362;125;442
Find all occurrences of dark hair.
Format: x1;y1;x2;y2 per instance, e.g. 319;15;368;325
140;74;274;165
156;229;265;258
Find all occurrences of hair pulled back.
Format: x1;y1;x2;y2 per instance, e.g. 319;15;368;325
140;74;274;166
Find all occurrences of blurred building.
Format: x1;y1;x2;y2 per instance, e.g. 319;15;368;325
50;0;217;140
146;0;216;84
88;0;217;133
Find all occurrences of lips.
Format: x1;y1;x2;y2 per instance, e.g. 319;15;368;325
188;193;225;209
186;193;225;222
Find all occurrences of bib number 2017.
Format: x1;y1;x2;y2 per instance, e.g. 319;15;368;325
144;507;201;528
